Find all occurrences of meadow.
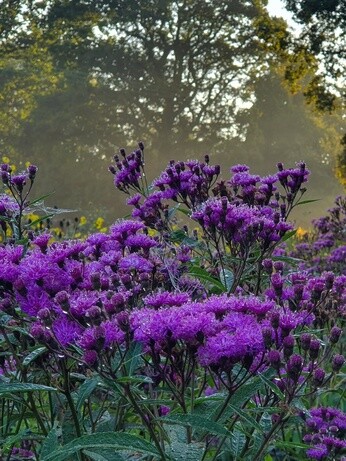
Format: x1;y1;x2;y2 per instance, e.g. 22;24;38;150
0;144;345;460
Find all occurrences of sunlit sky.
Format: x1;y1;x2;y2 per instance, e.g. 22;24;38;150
266;0;296;25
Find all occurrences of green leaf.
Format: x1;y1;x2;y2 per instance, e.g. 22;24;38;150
230;423;246;459
295;199;320;206
41;433;161;461
116;375;153;384
83;449;124;461
3;430;43;450
219;269;234;291
160;413;230;437
28;192;55;206
272;255;303;264
176;207;190;216
62;409;79;444
25;213;55;229
214;372;274;427
228;404;264;433
165;425;204;461
123;342;143;376
274;440;309;450
0;383;56;396
41;429;59;459
22;347;47;366
279;229;297;243
258;372;285;400
188;265;226;293
76;377;100;414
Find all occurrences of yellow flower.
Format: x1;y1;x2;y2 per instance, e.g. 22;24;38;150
27;213;40;222
95;217;105;230
296;226;308;239
79;216;87;226
2;156;10;163
147;228;158;237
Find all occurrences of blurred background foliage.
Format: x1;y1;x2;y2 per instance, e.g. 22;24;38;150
0;0;345;226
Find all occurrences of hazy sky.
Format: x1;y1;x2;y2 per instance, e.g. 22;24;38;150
267;0;296;24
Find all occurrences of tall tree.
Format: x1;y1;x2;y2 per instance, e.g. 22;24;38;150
282;0;346;183
0;0;292;213
2;0;341;219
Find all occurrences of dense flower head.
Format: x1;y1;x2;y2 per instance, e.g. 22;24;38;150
143;291;191;309
0;154;345;460
109;146;145;194
131;294;279;370
0;194;20;218
276;162;310;194
191;198;293;252
152;158;220;209
303;407;346;460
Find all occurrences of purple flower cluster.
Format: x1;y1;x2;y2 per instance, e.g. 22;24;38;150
130;293;317;375
191;198;293;253
0;218;202;364
1;163;38;192
109;144;146;194
153;157;220;208
288;195;346;275
303;407;346;460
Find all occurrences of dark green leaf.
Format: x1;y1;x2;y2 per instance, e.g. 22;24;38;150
160;413;230;437
258;373;285;399
41;432;161;461
274;440;309;449
41;429;59;459
230;423;246;459
76;377;100;414
228;404;264;433
83;449;124;461
116;375;153;384
22;347;47;366
29;192;55;206
0;383;56;395
124;342;143;376
279;229;297;243
188;265;226;293
295;199;320;206
219;269;234;291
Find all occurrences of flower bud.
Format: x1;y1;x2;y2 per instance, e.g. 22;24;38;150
300;333;311;351
312;368;325;387
332;354;345;372
27;164;38;180
309;339;321;360
83;350;98;367
330;326;342;344
268;350;281;370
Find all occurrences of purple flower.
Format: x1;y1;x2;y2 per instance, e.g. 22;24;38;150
32;232;51;252
11;173;27;191
144;291;190;309
332;354;345;372
306;444;328;460
83;350;98;366
119;254;153;272
52;317;82;347
0;194;20;217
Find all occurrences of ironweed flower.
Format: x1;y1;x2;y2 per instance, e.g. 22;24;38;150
303;407;346;460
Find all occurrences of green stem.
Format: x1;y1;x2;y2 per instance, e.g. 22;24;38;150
123;384;168;461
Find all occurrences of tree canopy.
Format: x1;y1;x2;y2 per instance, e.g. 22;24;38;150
0;0;344;219
283;0;345;106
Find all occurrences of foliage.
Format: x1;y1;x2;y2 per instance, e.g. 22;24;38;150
0;147;345;460
283;0;345;94
3;0;345;221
